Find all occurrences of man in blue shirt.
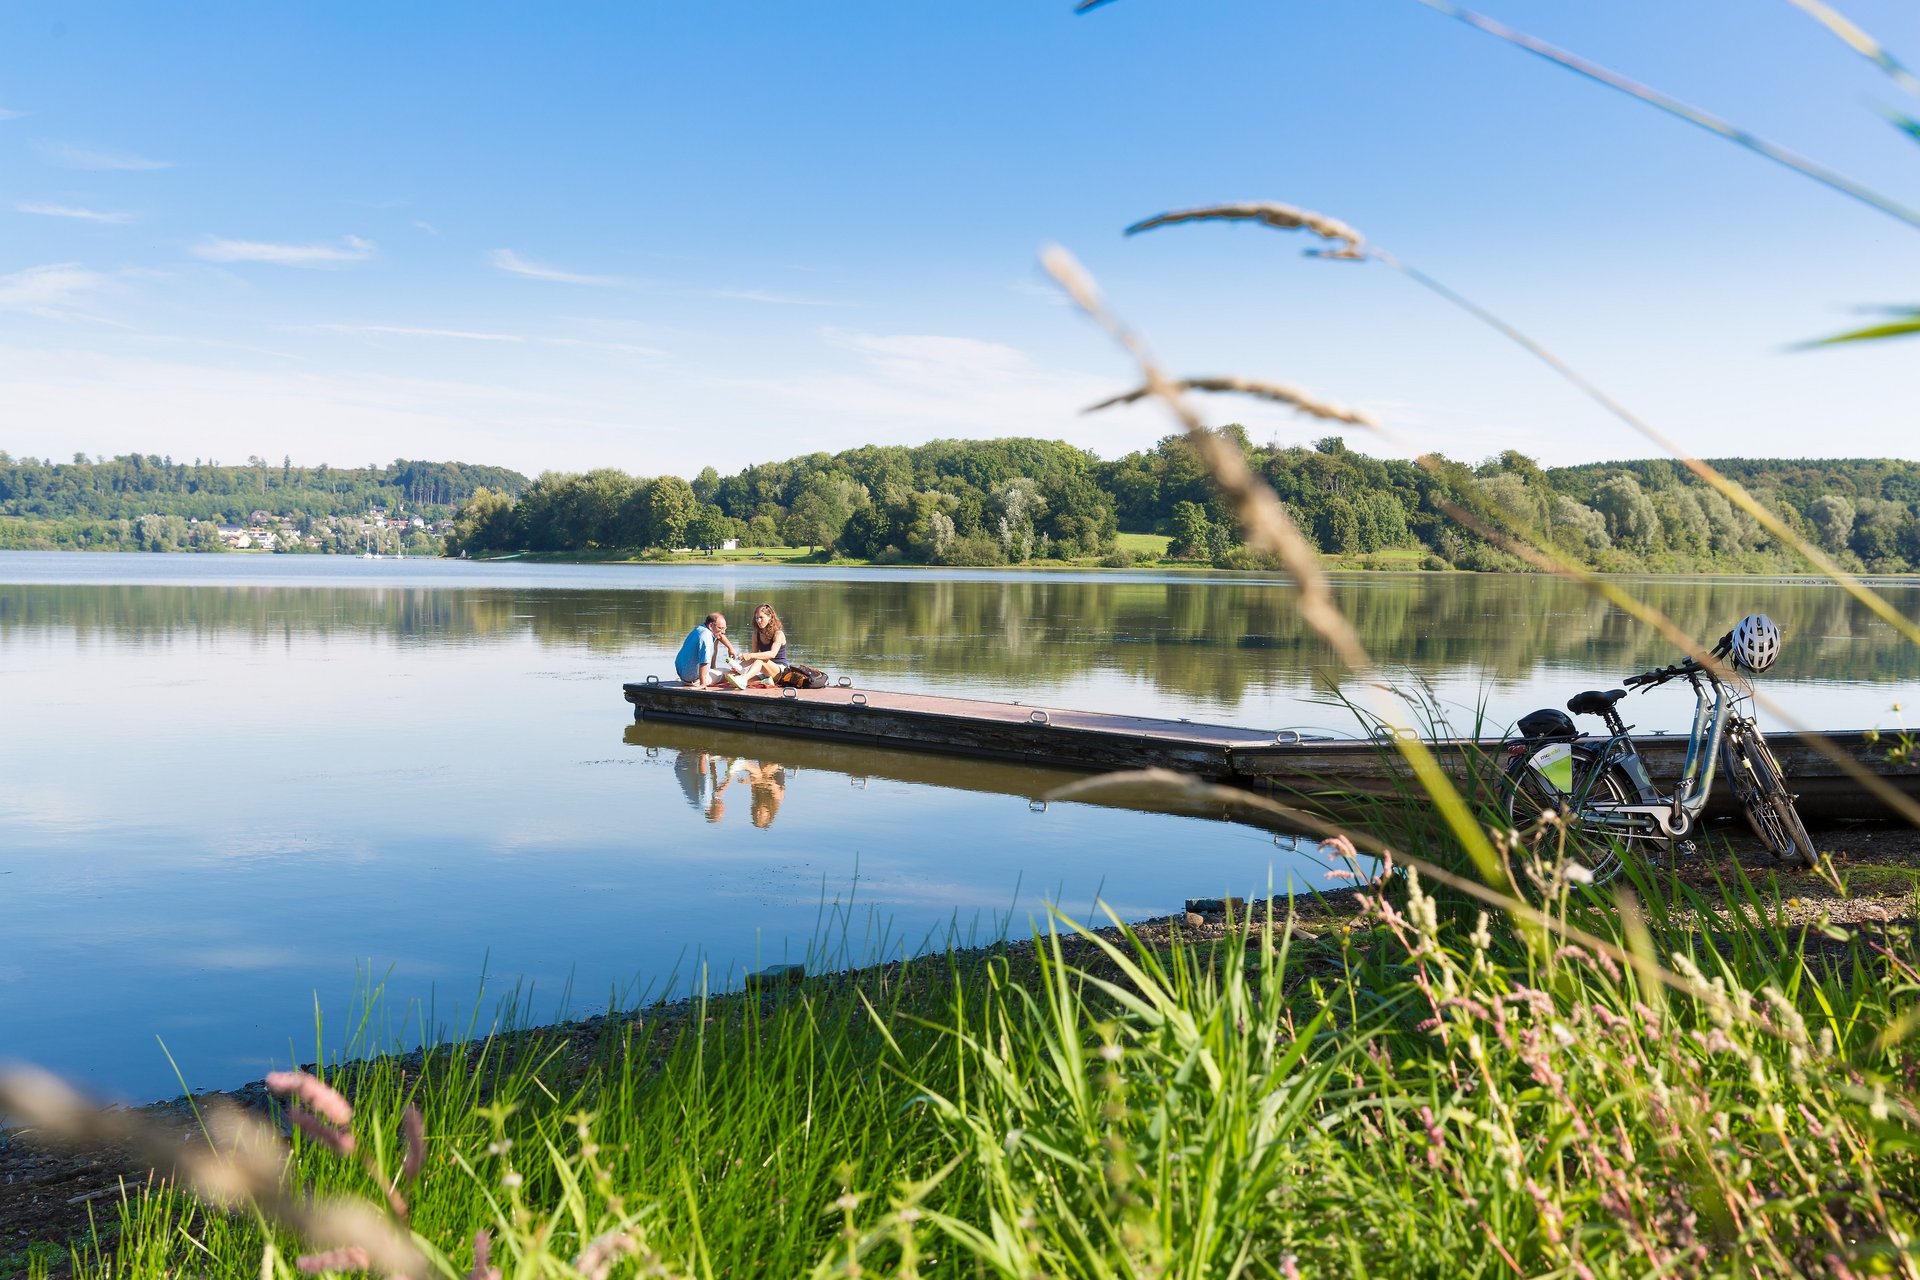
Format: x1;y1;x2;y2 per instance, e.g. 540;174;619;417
675;613;744;687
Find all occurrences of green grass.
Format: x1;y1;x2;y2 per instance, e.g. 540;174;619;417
1113;531;1172;558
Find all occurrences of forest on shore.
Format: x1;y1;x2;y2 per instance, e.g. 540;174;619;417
6;434;1920;572
444;430;1920;574
0;454;529;554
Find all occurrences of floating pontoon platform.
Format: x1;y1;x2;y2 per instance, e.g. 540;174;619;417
622;681;1920;823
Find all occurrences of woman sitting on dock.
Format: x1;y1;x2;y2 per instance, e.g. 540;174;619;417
736;603;790;686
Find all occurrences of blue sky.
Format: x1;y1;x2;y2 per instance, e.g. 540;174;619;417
3;0;1917;477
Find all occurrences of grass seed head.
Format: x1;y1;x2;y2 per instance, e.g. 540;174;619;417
468;1230;501;1280
265;1071;354;1128
574;1231;638;1280
1127;202;1367;258
1084;376;1378;428
296;1246;370;1274
290;1106;357;1157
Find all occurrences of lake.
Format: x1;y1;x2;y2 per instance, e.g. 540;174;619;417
2;551;1915;1100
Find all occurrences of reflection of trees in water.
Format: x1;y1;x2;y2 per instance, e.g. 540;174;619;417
5;576;1914;703
0;584;525;644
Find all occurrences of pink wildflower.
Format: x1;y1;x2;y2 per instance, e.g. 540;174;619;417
400;1104;426;1181
265;1070;353;1126
468;1230;502;1280
297;1247;370;1273
574;1231;638;1280
290;1107;357;1157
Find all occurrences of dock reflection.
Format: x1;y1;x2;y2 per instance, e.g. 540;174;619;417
622;718;1327;845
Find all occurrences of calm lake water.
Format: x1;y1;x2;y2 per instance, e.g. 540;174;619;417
2;551;1915;1100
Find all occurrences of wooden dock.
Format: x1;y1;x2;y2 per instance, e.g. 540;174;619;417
622;680;1920;823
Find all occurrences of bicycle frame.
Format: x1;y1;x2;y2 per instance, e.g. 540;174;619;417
1529;671;1736;842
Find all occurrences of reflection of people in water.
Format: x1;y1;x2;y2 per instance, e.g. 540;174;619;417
744;760;788;828
672;749;724;822
671;749;787;826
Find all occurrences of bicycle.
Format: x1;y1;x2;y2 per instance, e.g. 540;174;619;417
1499;615;1817;882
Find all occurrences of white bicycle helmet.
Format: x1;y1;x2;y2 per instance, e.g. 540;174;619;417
1729;613;1782;673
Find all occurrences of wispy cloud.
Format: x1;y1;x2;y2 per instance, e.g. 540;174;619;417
412;219;439;235
35;141;174;171
309;322;524;343
16;201;139;225
824;330;1042;379
192;235;375;267
0;262;113;318
0;107;26;122
771;329;1124;448
703;287;844;307
542;336;669;358
303;322;668;358
487;248;623;286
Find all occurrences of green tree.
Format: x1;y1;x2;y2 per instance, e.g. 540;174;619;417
839;506;894;559
687;503;732;554
1043;472;1117;557
1475;473;1547;535
1550;496;1611;552
1810;494;1856;554
1168;501;1214;560
574;468;635;548
644;476;698;549
447;487;518;556
782;474;863;552
1592;474;1659;549
691;466;722;505
992;477;1046;561
1654;488;1711;557
743;513;783;547
1697;488;1755;555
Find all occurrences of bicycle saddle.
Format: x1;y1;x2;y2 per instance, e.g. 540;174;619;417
1566;689;1627;716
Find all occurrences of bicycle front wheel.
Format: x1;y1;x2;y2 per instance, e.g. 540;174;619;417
1499;746;1629;885
1721;723;1818;867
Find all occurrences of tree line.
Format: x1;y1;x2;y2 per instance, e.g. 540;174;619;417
7;437;1914;571
0;454;530;553
447;438;1120;564
446;430;1920;573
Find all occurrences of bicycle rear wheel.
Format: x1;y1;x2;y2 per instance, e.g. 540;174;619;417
1499;747;1629;885
1721;722;1818;867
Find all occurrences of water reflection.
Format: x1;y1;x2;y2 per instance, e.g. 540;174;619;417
623;719;1324;840
5;568;1915;709
669;749;788;827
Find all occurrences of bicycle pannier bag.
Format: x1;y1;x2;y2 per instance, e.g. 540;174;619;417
1526;741;1576;796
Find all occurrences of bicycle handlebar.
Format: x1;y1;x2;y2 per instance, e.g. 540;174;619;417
1624;659;1698;689
1619;623;1748;692
1626;631;1736;691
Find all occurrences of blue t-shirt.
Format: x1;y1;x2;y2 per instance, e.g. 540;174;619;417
674;624;718;683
